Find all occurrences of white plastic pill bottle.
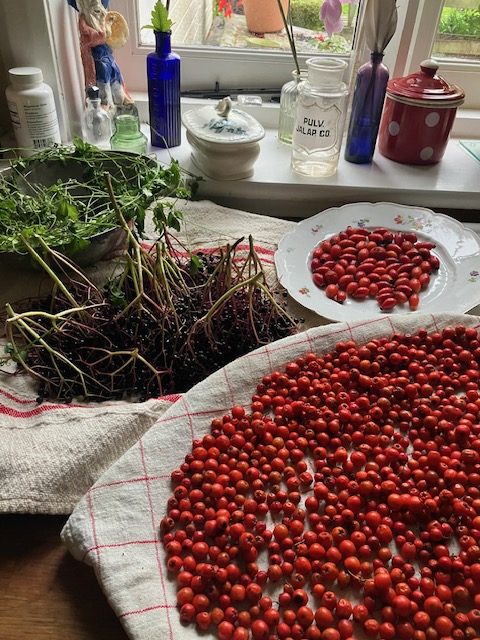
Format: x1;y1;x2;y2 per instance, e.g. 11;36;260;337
5;67;61;156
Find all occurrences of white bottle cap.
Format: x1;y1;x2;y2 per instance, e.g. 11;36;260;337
9;67;44;87
306;58;347;87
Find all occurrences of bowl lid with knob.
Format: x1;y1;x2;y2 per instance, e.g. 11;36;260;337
386;59;465;107
182;97;265;146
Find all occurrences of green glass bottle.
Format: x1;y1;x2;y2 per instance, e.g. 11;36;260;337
110;114;148;155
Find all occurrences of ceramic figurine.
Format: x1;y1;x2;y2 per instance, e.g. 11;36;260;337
67;0;133;111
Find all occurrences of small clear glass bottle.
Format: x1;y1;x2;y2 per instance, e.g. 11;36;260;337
278;70;307;145
82;85;112;149
110;114;148;155
291;58;349;177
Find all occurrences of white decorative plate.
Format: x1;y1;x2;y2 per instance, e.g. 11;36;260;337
275;202;480;322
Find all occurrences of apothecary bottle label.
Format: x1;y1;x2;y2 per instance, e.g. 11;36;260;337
293;101;341;153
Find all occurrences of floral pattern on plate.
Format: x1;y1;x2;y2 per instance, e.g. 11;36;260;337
354;218;370;228
275;201;480;322
393;214;432;231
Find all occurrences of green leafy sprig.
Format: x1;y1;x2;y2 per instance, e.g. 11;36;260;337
143;0;173;33
0;138;195;255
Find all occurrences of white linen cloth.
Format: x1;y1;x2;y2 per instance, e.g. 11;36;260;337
62;312;480;640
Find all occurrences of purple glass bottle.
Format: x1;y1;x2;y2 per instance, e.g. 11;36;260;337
147;31;181;148
345;52;389;164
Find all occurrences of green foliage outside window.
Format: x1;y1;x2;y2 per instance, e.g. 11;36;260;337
439;7;480;37
290;0;323;31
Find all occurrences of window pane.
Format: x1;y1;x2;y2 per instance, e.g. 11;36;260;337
432;0;480;61
139;0;359;55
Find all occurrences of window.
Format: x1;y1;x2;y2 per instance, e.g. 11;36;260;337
432;0;480;61
112;0;362;93
390;0;480;110
138;0;359;56
114;0;480;111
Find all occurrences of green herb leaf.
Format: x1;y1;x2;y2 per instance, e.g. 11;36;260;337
0;143;194;255
144;0;173;32
188;253;202;275
106;283;127;308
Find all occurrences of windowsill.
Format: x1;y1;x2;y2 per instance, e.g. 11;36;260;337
143;124;480;218
130;92;480;216
2;95;478;221
132;93;480;138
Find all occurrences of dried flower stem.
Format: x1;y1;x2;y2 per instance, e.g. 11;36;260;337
276;0;300;76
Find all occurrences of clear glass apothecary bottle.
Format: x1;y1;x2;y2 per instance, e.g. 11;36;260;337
291;57;349;177
278;70;307;145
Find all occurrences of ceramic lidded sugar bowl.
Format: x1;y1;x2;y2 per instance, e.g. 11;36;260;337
378;59;465;165
182;98;265;180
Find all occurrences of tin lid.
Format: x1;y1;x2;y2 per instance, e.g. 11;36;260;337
387;59;465;105
182;98;265;145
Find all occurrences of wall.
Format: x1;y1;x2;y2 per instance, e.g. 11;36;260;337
0;49;10;135
0;0;84;143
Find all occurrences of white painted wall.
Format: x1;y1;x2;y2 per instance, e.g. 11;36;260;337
0;0;84;142
0;49;10;135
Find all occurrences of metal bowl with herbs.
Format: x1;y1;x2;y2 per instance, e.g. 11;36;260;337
0;139;193;266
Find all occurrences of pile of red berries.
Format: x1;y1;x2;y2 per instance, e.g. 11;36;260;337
161;325;480;640
309;226;440;311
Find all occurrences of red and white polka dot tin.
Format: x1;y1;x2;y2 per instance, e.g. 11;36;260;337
378;59;464;165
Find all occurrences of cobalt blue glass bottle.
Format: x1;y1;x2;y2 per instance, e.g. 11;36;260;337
147;31;181;148
344;52;389;164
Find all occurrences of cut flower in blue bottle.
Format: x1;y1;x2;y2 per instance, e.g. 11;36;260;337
144;0;181;148
344;0;397;164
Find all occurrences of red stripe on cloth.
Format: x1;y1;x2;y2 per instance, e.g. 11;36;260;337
183;406;195;442
157;406;230;425
92;474;171;491
119;603;176;619
0;393;176;418
222;365;235;408
139;438;174;638
157;394;182;403
0;401;85;417
247;317;385;357
140;242;275;257
82;538;160;561
0;388;39;405
200;243;275;257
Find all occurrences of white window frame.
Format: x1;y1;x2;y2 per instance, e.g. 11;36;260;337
115;0;479;114
388;0;479;110
111;0;362;92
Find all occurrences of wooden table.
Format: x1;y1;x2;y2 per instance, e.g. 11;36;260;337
0;515;128;640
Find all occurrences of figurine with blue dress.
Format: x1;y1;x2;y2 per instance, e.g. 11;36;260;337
67;0;134;111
